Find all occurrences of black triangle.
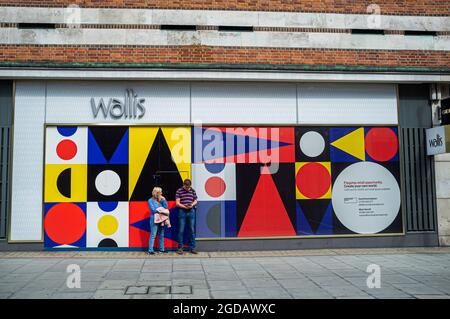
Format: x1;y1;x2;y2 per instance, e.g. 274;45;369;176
271;164;296;230
298;199;330;234
90;126;127;162
130;128;183;201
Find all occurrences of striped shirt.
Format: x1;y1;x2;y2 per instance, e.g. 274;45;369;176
175;187;198;206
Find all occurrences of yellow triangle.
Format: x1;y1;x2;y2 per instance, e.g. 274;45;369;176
161;127;192;182
161;126;191;170
128;127;158;199
330;127;365;161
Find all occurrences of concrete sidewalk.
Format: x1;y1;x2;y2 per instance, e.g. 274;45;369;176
1;247;450;299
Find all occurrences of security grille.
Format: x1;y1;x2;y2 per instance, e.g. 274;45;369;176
0;126;11;239
400;127;437;231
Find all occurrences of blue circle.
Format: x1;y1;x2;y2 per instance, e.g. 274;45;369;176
57;126;77;137
204;163;225;174
98;201;118;212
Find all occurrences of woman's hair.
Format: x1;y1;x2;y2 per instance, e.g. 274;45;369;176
152;187;162;198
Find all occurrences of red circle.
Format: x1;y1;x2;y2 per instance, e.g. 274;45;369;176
205;176;226;198
365;128;398;162
56;139;77;160
296;163;331;199
44;203;86;245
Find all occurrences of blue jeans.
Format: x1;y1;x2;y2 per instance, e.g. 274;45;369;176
178;208;196;250
148;215;165;253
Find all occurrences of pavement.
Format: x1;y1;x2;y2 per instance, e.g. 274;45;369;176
1;247;450;299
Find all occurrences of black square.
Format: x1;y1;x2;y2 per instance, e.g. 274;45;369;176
87;164;128;201
295;127;330;162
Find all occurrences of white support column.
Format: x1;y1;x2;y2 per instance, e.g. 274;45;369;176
435;153;450;246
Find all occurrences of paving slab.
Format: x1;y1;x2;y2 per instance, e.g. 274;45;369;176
9;288;59;299
98;279;137;290
242;278;282;288
22;279;66;290
172;271;205;280
309;276;351;287
269;271;306;279
172;279;208;289
50;292;94;299
103;271;141;281
392;283;447;295
414;295;450;299
206;272;240;281
171;285;192;294
57;280;101;293
139;272;172;281
277;278;319;289
322;285;368;298
207;280;247;291
125;286;149;295
141;266;173;273
381;274;421;285
235;270;271;279
148;285;171;294
132;294;171;299
211;290;252;299
0;282;29;293
287;288;334;299
92;289;131;299
249;287;293;299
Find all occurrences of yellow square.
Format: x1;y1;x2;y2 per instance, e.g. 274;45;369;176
44;164;87;202
295;162;331;200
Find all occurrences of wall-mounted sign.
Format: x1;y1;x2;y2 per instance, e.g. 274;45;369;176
90;89;145;119
426;125;450;155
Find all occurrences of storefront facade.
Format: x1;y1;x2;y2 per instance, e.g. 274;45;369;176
0;79;436;250
0;3;448;250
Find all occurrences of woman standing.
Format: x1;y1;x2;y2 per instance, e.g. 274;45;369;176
147;187;169;255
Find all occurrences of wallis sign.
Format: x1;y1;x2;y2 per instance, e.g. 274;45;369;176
90;89;146;119
426;125;450;155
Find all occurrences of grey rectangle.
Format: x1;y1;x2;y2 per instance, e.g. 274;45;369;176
9;81;46;241
191;82;297;124
297;83;398;124
46;81;191;124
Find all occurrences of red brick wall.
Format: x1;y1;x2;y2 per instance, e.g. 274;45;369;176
1;45;449;69
0;1;448;16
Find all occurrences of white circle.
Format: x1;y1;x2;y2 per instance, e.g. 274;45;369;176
95;170;121;196
332;162;400;234
300;131;325;158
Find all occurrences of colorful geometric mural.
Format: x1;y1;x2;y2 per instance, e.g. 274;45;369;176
44;126;191;249
44;125;403;249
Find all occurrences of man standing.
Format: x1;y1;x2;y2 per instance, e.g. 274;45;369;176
175;179;198;255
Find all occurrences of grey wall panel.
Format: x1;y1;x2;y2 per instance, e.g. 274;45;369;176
398;84;432;128
297;83;398;125
197;232;438;251
191;82;297;124
9;81;46;242
45;81;191;124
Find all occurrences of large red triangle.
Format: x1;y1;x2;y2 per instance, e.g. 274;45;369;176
238;166;296;237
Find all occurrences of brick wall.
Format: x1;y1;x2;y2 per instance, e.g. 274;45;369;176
1;45;449;69
0;1;449;16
